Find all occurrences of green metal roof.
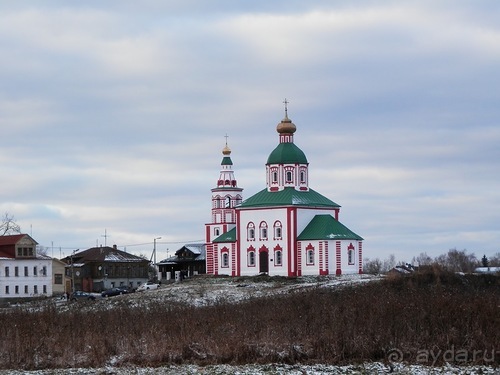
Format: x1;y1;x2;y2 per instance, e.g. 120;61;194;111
267;143;308;164
213;227;237;243
221;156;233;166
297;214;363;241
239;187;340;208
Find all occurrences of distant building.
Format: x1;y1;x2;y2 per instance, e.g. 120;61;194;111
60;245;150;292
474;267;500;274
157;243;206;280
205;108;363;277
0;234;53;304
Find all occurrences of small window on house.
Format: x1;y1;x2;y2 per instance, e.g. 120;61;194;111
260;222;268;240
24;266;28;276
274;221;282;239
275;250;282;266
43;285;47;294
247;223;255;240
15;267;19;277
24;285;28;294
33;266;37;276
42;266;47;276
55;274;63;284
15;286;19;294
307;249;315;265
34;285;38;294
5;267;9;277
222;253;229;268
248;251;256;266
5;286;9;294
348;246;355;265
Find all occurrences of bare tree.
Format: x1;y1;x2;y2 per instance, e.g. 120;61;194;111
434;248;478;273
411;252;433;266
0;213;21;236
363;258;382;274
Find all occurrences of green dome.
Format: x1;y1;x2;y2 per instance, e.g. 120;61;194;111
266;142;308;164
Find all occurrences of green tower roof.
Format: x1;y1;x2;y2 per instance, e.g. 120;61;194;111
267;142;308;165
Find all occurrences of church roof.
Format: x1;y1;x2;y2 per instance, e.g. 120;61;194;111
267;142;308;165
298;214;363;241
213;227;237;243
239;187;340;208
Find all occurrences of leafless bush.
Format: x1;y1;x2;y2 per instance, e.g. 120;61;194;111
0;270;498;370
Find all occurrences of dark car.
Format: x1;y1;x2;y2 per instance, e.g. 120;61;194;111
70;291;96;301
101;287;130;297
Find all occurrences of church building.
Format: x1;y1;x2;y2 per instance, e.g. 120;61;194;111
205;106;363;277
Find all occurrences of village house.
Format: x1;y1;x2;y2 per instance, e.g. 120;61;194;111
60;245;151;292
157;243;206;281
0;234;53;304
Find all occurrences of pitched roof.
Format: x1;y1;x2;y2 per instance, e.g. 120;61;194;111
297;214;363;241
213;227;237;243
158;243;206;264
62;246;148;264
239;187;340;209
0;234;37;246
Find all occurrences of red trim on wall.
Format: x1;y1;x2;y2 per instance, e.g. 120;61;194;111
358;242;363;274
236;209;241;276
336;241;342;276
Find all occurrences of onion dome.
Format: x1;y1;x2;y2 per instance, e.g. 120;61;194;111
276;115;296;134
222;144;231;155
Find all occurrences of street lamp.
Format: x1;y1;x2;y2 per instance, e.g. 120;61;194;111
153;237;161;281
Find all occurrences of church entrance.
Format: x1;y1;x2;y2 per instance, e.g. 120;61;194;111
259;250;269;274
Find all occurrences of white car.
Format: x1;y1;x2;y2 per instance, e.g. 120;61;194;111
137;281;160;291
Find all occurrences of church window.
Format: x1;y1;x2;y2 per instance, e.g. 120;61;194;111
348;244;355;265
214;228;220;236
248;251;256;266
259;222;268;240
307;249;315;265
273;221;282;239
272;171;278;183
275;250;282;266
247;223;255;240
225;196;231;208
286;171;293;182
221;252;229;268
300;171;305;183
215;197;221;208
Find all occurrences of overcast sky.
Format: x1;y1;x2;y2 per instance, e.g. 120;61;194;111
1;1;499;263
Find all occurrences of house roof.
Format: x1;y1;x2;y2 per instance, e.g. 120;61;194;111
157;243;206;264
297;214;363;241
267;142;308;165
239;187;340;209
0;234;38;246
213;227;237;243
62;246;148;264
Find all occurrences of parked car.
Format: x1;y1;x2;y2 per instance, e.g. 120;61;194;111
101;287;130;297
70;291;96;301
137;281;160;291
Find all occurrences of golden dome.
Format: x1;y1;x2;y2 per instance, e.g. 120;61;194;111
222;145;231;155
276;115;296;134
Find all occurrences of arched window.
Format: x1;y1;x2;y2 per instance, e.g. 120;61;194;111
272;171;278;183
306;245;315;265
221;252;229;268
215;196;221;208
300;171;305;183
348;243;355;265
225;196;231;208
214;228;220;236
247;222;255;240
248;251;256;266
273;221;282;240
286;171;293;182
275;250;282;266
259;222;268;240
